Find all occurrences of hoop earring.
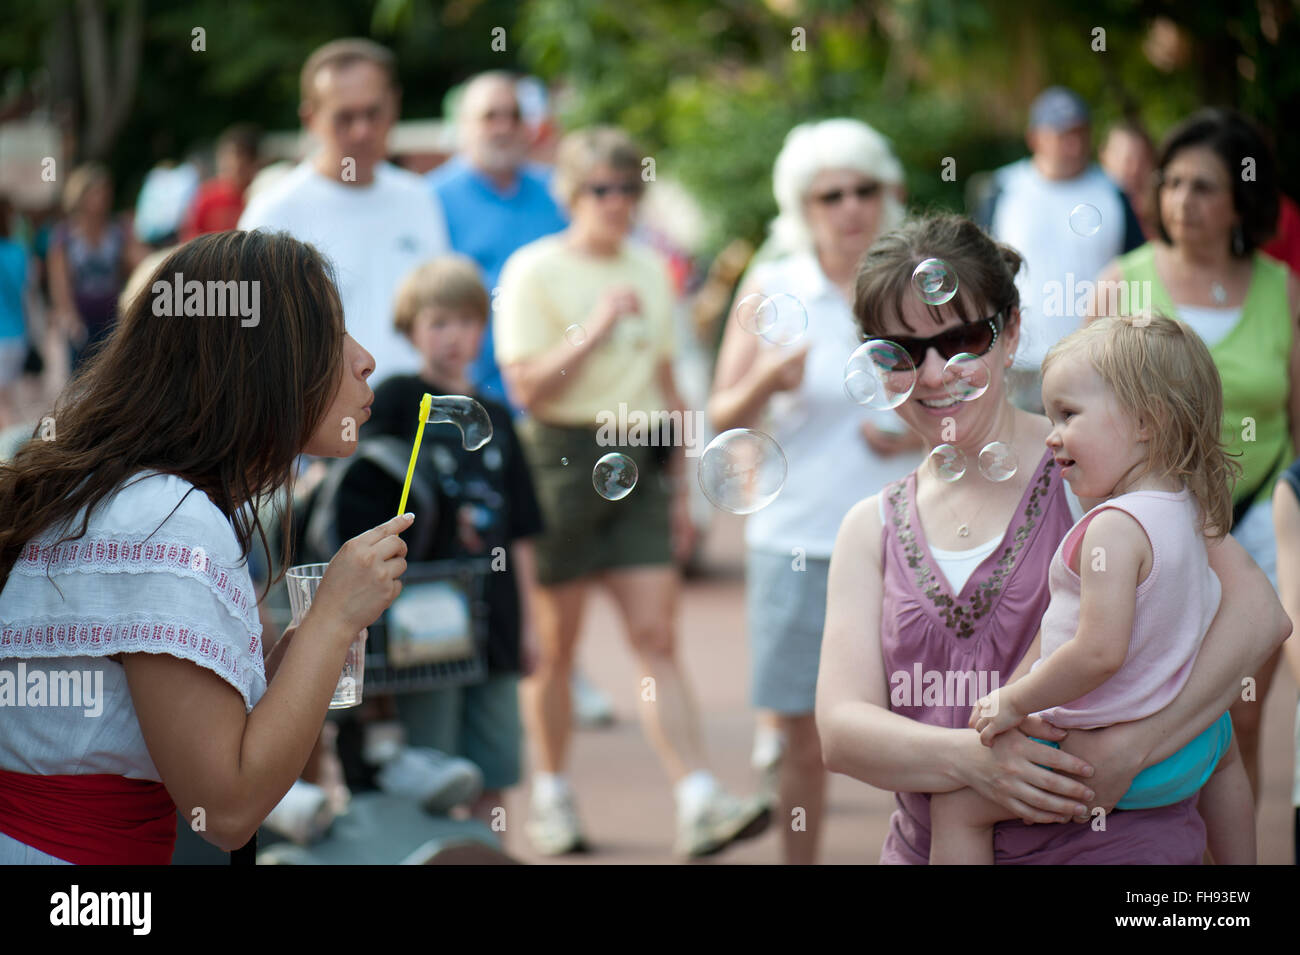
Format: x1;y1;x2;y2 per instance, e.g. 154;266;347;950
1231;224;1245;257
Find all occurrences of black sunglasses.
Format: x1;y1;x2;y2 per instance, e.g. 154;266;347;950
584;182;642;199
480;107;523;123
877;311;1005;370
812;182;883;205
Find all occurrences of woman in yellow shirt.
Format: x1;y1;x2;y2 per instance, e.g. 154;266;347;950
496;126;770;859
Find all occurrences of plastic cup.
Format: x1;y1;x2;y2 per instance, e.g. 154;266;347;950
285;563;364;709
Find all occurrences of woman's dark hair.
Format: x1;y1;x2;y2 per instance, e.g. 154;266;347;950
0;229;346;599
853;213;1023;339
1151;108;1278;257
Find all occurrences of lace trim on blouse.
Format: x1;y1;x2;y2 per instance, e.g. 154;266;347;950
2;534;265;710
0;615;263;711
11;535;259;639
886;457;1057;639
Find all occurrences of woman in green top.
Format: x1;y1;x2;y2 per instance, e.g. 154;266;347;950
1089;108;1300;801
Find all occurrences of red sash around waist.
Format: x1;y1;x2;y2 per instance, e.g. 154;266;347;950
0;768;177;865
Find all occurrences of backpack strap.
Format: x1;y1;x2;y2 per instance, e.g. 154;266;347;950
306;437;438;560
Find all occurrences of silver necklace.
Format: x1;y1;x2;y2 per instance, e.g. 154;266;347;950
937;482;984;539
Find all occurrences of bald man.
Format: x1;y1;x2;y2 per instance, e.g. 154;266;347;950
428;72;568;407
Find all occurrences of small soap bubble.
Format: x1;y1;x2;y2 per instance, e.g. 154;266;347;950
942;353;991;401
698;428;787;514
978;442;1019;482
565;323;587;346
912;258;958;306
426;395;493;450
929;444;968;482
734;292;775;336
560;457;569;466
843;340;917;409
757;293;809;345
1068;203;1102;237
593;453;638;501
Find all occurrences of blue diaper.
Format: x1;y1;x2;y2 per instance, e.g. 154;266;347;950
1029;710;1233;810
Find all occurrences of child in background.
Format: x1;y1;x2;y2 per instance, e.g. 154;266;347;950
929;314;1255;864
339;255;544;826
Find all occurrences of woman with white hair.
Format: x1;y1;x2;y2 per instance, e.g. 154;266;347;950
708;118;924;864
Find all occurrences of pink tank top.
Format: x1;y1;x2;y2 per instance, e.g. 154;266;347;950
876;450;1206;864
1034;489;1220;729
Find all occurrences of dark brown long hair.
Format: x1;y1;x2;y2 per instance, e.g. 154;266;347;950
0;229;345;599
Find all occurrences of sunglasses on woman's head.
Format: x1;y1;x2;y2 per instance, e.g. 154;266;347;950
583;182;642;199
812;182;883;206
877;311;1005;370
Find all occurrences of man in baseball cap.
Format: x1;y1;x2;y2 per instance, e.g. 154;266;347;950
1027;86;1093;181
974;85;1144;413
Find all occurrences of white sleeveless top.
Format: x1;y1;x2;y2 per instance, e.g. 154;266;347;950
0;470;266;787
744;252;922;558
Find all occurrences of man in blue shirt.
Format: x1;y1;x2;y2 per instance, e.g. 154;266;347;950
428;72;568;407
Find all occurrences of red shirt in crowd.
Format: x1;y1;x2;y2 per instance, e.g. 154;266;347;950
181;178;247;241
1264;194;1300;277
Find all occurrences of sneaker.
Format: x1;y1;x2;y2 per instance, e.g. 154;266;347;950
675;790;772;859
526;789;589;856
572;669;616;728
375;746;483;815
361;720;407;768
263;780;335;846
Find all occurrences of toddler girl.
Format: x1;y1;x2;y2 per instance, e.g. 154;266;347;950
929;313;1255;864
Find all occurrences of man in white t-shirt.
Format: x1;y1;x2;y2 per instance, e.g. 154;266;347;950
975;87;1144;412
239;38;450;386
236;39;482;842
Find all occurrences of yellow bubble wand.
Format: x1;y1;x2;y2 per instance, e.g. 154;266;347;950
397;393;432;517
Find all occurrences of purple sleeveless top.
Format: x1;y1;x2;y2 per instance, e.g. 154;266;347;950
877;448;1207;864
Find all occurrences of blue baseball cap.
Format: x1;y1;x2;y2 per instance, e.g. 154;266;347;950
1028;87;1090;131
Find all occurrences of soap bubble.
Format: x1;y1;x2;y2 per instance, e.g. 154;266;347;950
757;293;809;345
427;395;493;451
560;457;568;466
593;453;638;501
734;292;775;336
1068;203;1102;237
565;323;587;346
929;444;968;482
978;442;1019;482
843;340;917;410
942;353;991;401
698;429;787;514
912;258;958;306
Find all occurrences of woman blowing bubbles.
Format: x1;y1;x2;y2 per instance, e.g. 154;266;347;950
0;230;412;864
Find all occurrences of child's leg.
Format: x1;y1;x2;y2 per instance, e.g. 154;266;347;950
1197;734;1256;864
930;787;1018;865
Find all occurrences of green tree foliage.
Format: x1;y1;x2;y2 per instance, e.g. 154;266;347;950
520;0;1299;255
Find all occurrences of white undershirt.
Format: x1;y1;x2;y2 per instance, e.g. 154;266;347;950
1175;304;1243;350
878;477;1084;593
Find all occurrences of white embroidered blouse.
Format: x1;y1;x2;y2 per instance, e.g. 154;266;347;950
0;469;267;785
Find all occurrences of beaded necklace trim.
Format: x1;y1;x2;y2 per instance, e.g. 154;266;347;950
886;455;1056;639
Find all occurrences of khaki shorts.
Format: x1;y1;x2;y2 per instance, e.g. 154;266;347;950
519;419;673;586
